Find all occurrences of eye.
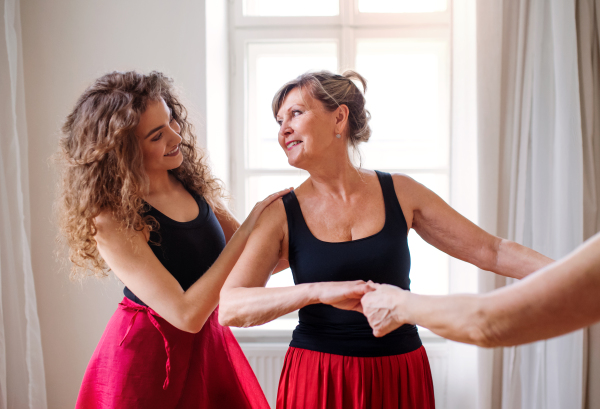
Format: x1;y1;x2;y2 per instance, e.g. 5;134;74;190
151;132;163;142
276;119;283;126
292;110;302;117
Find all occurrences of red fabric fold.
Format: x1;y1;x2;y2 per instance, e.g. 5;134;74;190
76;297;269;409
276;346;435;409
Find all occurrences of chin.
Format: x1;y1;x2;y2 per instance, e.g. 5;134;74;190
287;157;307;171
167;156;184;170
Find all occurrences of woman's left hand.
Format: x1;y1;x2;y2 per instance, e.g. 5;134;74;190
316;280;375;313
239;187;294;236
361;283;413;337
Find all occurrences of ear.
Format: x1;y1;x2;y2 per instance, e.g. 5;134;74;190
334;104;350;135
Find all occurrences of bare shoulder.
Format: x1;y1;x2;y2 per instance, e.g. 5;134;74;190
94;209;121;237
390;172;443;205
390;173;424;194
94;209;147;244
255;196;288;236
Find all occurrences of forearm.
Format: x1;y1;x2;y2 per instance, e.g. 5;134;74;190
406;238;600;347
491;239;553;279
403;293;493;346
219;284;316;327
178;226;252;332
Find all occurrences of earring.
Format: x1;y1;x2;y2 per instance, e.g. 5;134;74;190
336;134;341;139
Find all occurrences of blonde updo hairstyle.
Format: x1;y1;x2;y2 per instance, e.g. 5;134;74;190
271;70;371;155
57;71;225;280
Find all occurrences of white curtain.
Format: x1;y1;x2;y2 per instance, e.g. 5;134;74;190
500;0;585;408
477;0;587;408
0;0;47;408
577;1;600;407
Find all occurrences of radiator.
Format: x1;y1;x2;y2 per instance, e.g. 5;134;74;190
239;341;448;409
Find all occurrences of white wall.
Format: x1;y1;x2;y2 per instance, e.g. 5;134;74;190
19;1;207;408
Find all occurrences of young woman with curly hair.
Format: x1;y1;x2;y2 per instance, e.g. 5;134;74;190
57;71;289;409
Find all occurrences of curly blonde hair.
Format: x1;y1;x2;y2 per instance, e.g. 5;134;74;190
57;71;226;280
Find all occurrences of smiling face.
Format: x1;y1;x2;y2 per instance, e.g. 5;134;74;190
276;87;346;170
135;98;183;175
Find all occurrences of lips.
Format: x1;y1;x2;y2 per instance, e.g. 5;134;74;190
164;145;180;156
286;140;302;151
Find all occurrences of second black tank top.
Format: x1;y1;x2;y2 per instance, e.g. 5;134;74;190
124;191;226;306
282;171;421;357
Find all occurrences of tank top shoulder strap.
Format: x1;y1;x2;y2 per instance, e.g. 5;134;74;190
374;170;408;232
282;191;312;240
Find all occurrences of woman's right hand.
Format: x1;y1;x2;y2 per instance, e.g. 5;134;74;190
239;187;293;235
315;280;375;313
361;283;412;337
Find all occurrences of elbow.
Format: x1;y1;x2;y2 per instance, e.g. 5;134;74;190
217;307;234;327
176;304;207;333
467;301;503;348
179;313;204;334
476;238;503;273
217;292;239;327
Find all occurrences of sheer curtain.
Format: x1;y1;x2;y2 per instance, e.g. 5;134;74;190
577;1;600;407
0;0;47;408
477;0;588;408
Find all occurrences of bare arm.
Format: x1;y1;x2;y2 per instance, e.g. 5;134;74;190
362;233;600;347
215;202;289;274
393;174;552;279
95;188;291;334
219;199;372;327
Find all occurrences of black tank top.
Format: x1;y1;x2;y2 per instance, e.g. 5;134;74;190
124;192;226;306
282;171;421;357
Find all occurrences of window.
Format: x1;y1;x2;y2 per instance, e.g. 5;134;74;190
230;0;451;299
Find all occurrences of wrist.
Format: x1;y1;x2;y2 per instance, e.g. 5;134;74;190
235;221;253;240
305;282;322;305
393;290;415;325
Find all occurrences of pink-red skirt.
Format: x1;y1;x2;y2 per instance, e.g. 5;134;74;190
76;297;269;409
276;346;435;409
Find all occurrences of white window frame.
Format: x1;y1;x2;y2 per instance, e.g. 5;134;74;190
229;0;452;217
228;0;455;331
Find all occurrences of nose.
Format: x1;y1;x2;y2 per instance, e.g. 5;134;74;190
279;119;293;139
167;122;182;144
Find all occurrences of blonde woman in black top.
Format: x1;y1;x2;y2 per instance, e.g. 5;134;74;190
220;70;552;409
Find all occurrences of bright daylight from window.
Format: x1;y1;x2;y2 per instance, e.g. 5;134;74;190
235;0;451;326
243;0;447;15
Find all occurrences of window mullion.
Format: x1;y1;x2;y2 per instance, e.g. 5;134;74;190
340;26;355;72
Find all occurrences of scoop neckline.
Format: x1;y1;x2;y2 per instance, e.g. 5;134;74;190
290;172;388;245
145;193;206;227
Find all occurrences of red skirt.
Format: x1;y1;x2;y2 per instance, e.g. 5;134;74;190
76;297;269;409
276;346;435;409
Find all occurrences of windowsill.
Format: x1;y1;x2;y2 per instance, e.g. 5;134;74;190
231;321;445;344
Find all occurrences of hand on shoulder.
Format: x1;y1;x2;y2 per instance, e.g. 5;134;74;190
241;188;292;237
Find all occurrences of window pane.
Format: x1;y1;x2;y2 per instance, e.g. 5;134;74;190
405;173;449;295
245;173;308;217
244;0;339;16
356;39;449;170
358;0;447;13
248;42;337;170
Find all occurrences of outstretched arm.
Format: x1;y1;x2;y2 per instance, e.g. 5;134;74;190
362;233;600;347
219;199;372;327
392;174;552;279
95;188;291;334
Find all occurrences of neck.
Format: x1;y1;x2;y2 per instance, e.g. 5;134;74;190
305;154;365;200
146;169;178;197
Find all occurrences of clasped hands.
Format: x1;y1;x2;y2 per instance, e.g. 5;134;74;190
316;280;413;338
